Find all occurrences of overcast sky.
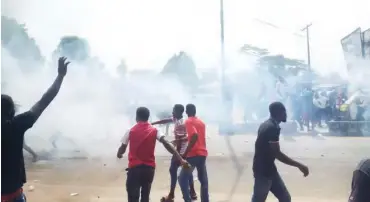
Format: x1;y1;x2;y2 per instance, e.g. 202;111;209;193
2;0;370;75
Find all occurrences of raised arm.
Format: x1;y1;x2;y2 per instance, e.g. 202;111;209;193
151;118;173;125
29;57;69;121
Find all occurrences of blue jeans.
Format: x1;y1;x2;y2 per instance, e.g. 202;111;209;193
251;173;291;202
169;156;194;190
14;193;27;202
178;156;209;202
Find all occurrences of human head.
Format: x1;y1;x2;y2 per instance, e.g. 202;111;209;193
185;104;196;117
172;104;184;119
269;102;287;123
136;107;150;122
2;94;16;121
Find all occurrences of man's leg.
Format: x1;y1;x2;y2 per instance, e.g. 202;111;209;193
194;156;209;202
189;173;197;199
167;156;180;199
270;173;291;202
178;157;197;202
126;167;141;202
140;166;155;202
251;176;272;202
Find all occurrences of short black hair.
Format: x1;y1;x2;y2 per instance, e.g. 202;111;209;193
186;104;196;116
136;107;150;121
173;104;184;113
269;102;285;118
1;94;15;118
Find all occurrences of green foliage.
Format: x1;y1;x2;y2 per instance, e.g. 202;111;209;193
53;36;91;62
240;43;307;76
1;16;43;63
161;51;199;88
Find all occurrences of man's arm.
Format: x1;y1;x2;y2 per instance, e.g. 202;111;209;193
29;57;69;123
157;135;187;167
269;128;309;176
117;130;129;158
182;122;198;157
151;118;172;125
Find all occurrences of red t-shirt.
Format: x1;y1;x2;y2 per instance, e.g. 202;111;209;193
121;122;164;168
185;117;208;157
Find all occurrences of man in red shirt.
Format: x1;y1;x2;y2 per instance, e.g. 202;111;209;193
178;104;209;202
151;104;197;202
117;107;188;202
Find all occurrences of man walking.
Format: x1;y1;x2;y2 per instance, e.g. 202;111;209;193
251;102;309;202
117;107;189;202
151;104;197;202
178;104;209;202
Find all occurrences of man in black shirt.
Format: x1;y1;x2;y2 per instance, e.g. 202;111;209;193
1;57;70;202
251;102;309;202
349;158;370;202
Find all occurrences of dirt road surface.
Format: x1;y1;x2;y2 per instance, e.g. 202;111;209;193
24;135;370;202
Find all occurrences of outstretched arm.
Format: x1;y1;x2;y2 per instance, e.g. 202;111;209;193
151;118;173;125
29;57;69;121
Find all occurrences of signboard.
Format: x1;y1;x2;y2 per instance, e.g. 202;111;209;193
363;28;370;59
341;28;363;70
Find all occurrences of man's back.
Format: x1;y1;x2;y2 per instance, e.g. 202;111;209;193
1;112;35;194
253;118;280;177
127;122;158;168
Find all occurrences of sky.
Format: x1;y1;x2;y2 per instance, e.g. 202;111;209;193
2;0;370;75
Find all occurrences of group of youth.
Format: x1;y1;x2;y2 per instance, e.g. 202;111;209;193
2;57;369;202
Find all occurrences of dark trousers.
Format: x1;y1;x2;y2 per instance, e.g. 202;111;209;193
251;173;291;202
349;170;370;202
169;156;194;190
178;156;209;202
126;165;155;202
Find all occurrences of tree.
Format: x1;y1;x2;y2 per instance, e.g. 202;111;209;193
1;16;44;64
53;36;91;63
161;51;199;89
240;43;307;77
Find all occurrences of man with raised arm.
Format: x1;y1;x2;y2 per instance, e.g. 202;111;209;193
1;57;70;202
251;102;309;202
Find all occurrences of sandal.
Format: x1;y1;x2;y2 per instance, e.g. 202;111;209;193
191;193;198;200
160;196;174;202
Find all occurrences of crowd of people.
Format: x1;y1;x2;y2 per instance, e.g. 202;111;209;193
264;78;369;133
2;57;369;202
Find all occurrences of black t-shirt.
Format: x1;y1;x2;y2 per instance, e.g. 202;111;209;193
253;118;280;177
1;111;36;194
355;159;370;177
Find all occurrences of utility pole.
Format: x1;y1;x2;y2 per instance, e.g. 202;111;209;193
220;0;226;87
301;23;312;71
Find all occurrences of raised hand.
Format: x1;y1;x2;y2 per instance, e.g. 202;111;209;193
58;57;70;77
